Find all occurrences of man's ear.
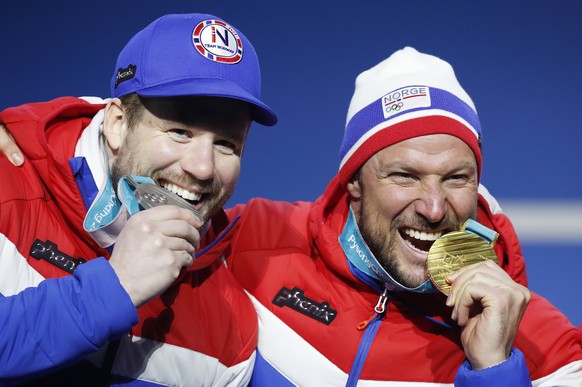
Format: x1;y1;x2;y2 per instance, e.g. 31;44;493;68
103;98;127;153
346;175;362;200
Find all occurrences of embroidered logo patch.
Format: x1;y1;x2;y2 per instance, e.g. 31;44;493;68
114;64;137;89
192;19;243;64
382;85;431;119
30;239;87;274
273;287;337;325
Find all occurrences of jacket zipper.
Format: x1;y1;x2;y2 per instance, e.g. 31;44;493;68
346;288;389;387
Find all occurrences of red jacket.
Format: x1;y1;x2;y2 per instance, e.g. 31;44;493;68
226;175;582;385
0;97;257;386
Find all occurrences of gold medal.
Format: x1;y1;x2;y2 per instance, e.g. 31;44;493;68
426;220;499;295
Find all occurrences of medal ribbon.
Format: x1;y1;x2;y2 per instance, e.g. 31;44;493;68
463;218;498;245
83;174;155;248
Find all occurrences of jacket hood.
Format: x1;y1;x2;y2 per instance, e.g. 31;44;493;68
1;97;108;255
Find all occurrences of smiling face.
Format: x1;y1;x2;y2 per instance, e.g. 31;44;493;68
346;134;479;288
105;95;251;222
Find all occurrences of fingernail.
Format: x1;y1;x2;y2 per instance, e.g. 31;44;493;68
11;152;23;166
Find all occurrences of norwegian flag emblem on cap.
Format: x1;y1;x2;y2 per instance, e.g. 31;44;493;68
192;19;243;64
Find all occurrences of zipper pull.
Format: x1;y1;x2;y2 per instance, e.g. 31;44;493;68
374;288;389;313
357;288;389;331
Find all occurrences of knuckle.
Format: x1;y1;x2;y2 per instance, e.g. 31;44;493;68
177;221;191;234
168;205;185;218
161;251;178;267
139;224;154;237
153;237;164;248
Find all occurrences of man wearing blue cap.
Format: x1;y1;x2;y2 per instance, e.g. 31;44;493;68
0;13;276;386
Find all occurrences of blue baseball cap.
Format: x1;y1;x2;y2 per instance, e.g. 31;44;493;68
111;13;277;126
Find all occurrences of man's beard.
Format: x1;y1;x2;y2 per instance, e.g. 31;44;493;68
357;197;460;288
109;142;232;222
110;140;140;196
358;208;421;288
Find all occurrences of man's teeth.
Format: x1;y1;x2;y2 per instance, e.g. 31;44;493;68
162;183;201;201
403;228;443;241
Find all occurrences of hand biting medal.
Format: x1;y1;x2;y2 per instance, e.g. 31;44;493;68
426;219;499;295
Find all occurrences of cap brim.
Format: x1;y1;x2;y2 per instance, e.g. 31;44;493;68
135;78;278;126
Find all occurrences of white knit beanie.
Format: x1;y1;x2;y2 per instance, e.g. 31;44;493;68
338;47;482;185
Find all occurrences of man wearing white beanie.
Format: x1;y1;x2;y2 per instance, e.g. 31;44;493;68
223;47;582;385
2;47;581;385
